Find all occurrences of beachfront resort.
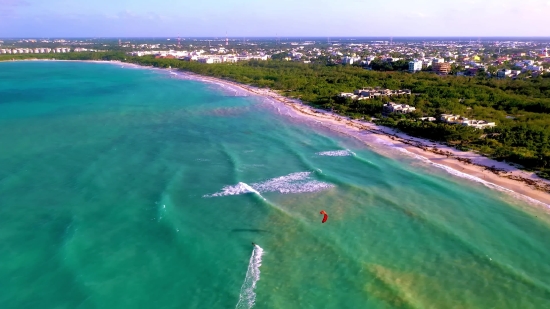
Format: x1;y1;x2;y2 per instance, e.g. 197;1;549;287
339;87;412;100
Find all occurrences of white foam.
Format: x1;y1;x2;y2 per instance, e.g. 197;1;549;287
316;149;355;157
236;245;264;309
205;172;334;197
205;182;263;198
252;172;333;194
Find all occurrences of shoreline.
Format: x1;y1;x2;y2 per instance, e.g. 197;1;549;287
5;59;550;208
167;69;550;208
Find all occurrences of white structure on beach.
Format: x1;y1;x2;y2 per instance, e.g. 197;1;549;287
440;114;496;129
338;92;358;100
352;87;411;100
383;102;416;114
419;117;436;121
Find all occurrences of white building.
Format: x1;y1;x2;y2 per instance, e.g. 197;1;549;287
339;92;358;100
383;102;416;114
409;60;423;72
198;56;223;64
419;117;436;121
440;114;496;129
462;120;496;129
342;56;354;65
497;69;512;78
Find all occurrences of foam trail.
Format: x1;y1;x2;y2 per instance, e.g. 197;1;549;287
236;245;264;309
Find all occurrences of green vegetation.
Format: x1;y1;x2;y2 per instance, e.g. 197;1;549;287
3;52;550;178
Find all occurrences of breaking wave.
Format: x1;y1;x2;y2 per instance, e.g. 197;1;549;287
204;172;334;197
206;182;264;199
316;149;355;157
235;245;264;309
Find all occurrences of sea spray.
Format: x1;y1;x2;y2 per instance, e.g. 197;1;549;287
316;149;355;157
205;172;334;197
236;245;264;309
204;182;265;200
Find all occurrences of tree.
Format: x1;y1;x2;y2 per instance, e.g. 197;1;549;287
476;68;487;78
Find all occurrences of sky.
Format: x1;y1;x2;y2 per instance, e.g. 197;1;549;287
1;0;550;38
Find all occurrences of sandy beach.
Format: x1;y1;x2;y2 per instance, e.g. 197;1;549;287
164;68;550;208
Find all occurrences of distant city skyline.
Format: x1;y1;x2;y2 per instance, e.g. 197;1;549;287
1;0;550;38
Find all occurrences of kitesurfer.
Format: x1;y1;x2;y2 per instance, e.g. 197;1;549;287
252;242;256;246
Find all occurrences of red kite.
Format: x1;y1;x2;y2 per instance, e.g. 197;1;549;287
320;210;328;223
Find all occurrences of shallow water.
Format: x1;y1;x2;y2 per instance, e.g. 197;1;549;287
0;61;549;309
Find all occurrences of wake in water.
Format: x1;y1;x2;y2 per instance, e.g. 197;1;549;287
204;171;334;197
236;245;264;309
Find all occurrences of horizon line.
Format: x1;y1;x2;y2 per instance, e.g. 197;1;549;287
2;36;550;39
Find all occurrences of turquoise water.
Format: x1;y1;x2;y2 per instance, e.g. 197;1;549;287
1;61;549;309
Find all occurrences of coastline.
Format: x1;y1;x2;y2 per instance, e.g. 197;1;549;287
166;69;550;208
5;59;550;207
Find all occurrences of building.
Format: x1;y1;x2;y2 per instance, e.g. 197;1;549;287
440;114;462;123
433;62;451;74
419;117;436;121
338;92;358;100
342;56;354;65
462;120;496;129
198;57;222;64
440;114;496;129
408;60;423;72
497;69;512;78
383;102;416;114
353;87;411;99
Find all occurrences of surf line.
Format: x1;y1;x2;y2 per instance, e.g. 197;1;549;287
235;244;264;309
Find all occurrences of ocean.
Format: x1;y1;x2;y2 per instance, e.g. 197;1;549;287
0;61;549;309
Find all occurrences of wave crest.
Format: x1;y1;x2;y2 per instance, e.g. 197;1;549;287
205;172;334;197
316;149;355;157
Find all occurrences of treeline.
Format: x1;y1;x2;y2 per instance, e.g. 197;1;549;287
4;52;550;177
